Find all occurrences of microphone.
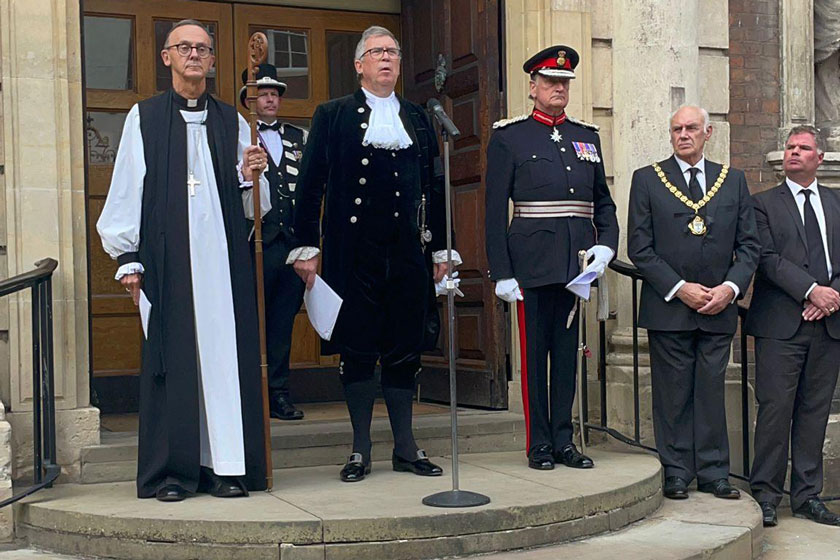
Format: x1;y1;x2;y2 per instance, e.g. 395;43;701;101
426;98;461;137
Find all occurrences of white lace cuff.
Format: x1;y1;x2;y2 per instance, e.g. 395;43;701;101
432;250;463;267
115;262;144;281
285;246;321;265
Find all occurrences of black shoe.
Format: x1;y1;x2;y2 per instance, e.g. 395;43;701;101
528;444;555;470
198;467;247;498
793;498;840;526
760;502;778;527
698;478;741;499
392;450;443;476
155;483;188;502
269;394;304;420
340;453;371;482
554;443;594;469
663;476;689;500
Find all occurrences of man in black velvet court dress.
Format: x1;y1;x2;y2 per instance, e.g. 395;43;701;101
97;20;269;502
290;25;457;482
238;63;307;421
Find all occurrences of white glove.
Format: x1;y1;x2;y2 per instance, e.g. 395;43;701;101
435;272;463;297
585;245;614;277
495;278;523;303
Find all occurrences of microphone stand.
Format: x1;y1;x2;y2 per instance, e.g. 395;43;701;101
422;126;490;509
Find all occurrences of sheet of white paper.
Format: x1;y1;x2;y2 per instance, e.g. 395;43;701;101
304;275;343;341
139;290;151;339
565;263;601;301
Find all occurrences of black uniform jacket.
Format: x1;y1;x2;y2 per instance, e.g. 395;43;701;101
745;182;840;340
292;89;446;298
628;155;760;334
485;115;619;288
250;123;305;248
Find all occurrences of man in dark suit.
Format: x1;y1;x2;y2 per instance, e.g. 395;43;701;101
485;45;619;471
239;63;306;421
290;26;454;482
745;125;840;528
628;105;760;501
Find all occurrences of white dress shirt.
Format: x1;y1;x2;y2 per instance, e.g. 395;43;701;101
257;120;284;167
786;177;832;299
664;155;740;303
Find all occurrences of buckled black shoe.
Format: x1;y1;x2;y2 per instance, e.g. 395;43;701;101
392;450;443;476
528;444;555;470
198;467;247;498
759;502;778;527
698;478;740;499
155;483;188;502
269;394;304;420
663;476;689;500
554;443;594;469
793;498;840;526
340;453;371;482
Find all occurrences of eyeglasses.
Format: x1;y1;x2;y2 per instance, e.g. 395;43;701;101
165;43;213;59
361;47;402;60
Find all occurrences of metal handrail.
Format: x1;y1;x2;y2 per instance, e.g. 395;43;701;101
588;259;838;500
0;258;60;508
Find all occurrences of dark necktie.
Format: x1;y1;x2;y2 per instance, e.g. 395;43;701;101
688;167;705;216
258;121;281;132
802;189;830;285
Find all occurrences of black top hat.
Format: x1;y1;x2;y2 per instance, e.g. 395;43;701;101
239;63;287;109
522;45;579;79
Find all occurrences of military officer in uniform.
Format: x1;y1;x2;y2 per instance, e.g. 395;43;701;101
485;45;619;471
239;63;306;420
290;26;457;482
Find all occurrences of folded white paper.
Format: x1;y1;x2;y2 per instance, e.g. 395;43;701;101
139;289;151;339
565;263;601;300
304;275;343;341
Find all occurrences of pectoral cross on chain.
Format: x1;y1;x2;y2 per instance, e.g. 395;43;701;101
187;173;200;197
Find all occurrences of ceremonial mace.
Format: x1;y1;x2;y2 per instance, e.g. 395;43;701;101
576;250;588;455
423;99;490;508
247;31;274;490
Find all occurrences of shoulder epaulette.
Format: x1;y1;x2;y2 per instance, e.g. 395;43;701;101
566;116;600;131
492;114;529;129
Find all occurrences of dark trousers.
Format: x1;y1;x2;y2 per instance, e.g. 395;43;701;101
263;239;305;399
518;285;578;454
750;320;840;510
648;329;732;483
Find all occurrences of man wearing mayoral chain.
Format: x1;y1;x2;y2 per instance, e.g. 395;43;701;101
97;19;271;502
628;105;760;501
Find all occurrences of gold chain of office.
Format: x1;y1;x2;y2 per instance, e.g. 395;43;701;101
652;162;729;212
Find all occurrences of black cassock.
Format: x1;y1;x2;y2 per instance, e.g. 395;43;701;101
129;90;266;497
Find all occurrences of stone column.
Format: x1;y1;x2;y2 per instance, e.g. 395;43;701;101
0;0;99;484
778;0;815;144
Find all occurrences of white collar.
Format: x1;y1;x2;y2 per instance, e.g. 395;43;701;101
359;87;412;150
786;177;819;197
674;155;706;175
361;87;399;107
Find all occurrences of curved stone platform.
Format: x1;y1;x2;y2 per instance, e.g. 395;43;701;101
15;449;662;560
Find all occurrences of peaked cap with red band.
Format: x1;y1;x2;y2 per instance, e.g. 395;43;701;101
523;45;579;79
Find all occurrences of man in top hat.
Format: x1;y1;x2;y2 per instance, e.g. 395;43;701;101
289;26;456;482
485;45;619;471
628;105;759;500
239;63;307;421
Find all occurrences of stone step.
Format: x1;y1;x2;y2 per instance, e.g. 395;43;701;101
16;448;662;560
479;490;763;559
80;411;526;484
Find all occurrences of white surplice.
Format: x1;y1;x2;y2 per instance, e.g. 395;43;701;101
96;104;268;476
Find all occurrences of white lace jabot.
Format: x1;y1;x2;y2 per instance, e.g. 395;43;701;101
361;87;413;150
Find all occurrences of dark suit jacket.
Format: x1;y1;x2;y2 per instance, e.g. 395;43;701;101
628;155;760;334
744;182;840;339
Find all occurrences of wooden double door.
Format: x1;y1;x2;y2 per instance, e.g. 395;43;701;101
84;0;506;413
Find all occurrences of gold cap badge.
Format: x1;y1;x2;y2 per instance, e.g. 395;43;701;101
557;50;566;66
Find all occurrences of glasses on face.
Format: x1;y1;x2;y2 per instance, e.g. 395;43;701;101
361;47;402;61
165;42;213;59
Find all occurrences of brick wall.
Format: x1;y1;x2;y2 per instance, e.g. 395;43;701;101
728;0;781;194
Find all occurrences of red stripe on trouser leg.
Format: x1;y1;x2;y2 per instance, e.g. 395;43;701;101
517;300;531;452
